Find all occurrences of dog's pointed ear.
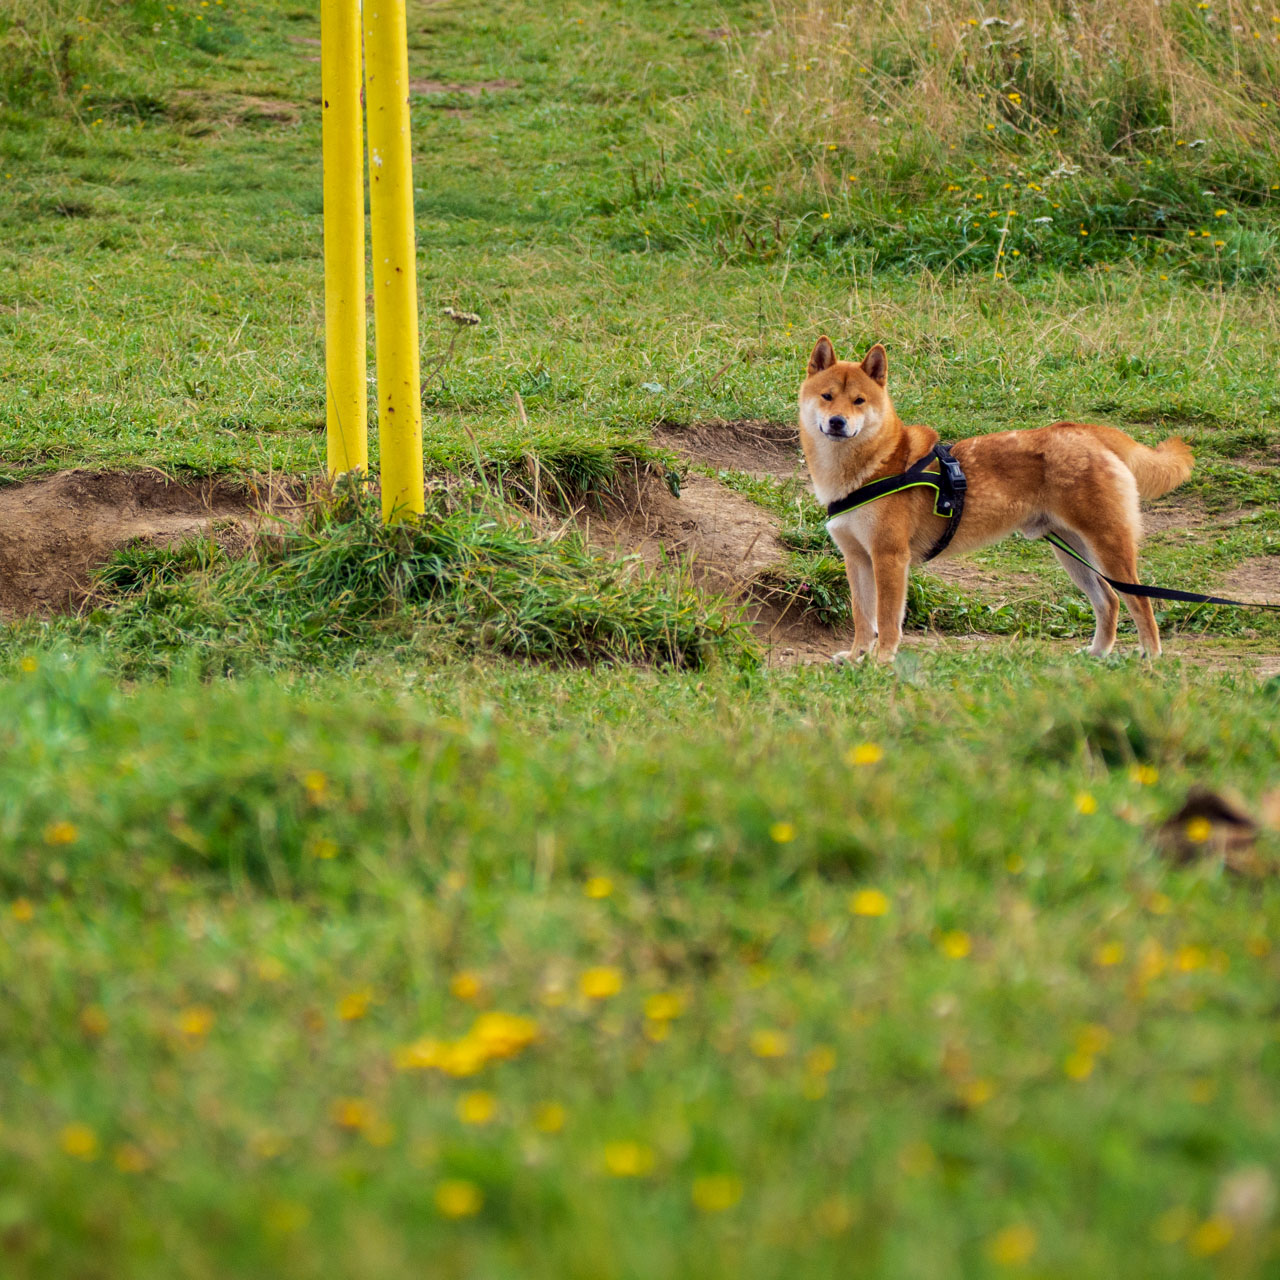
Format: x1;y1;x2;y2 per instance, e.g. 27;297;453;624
808;336;836;377
860;344;888;386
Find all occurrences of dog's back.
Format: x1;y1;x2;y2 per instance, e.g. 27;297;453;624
1048;422;1194;500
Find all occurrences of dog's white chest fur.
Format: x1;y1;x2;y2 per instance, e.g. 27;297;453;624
825;505;878;554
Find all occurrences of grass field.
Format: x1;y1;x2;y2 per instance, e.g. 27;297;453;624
2;1;1280;1277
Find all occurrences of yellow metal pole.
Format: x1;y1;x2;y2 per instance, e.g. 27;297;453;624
321;0;368;479
363;0;424;521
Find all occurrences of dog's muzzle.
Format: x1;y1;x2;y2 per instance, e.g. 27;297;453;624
822;415;852;439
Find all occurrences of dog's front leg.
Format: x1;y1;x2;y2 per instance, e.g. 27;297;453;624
829;525;877;661
871;546;911;662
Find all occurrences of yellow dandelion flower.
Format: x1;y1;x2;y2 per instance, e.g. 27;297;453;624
1175;944;1207;971
457;1091;497;1126
533;1101;567;1133
337;989;372;1021
1214;240;1225;248
769;821;796;843
1129;764;1159;785
60;1124;99;1160
960;1077;996;1107
845;742;883;766
1094;941;1125;967
749;1028;789;1058
308;836;339;859
177;1006;214;1038
805;1045;837;1075
583;876;614;899
1064;1050;1094;1081
1185;816;1212;843
1214;209;1227;217
10;898;34;922
644;992;685;1022
604;1141;655;1177
392;1037;444;1072
449;970;485;1002
331;1097;375;1131
470;1010;539;1058
987;1223;1038;1265
19;656;37;673
849;888;890;917
692;1174;744;1212
1074;792;1098;815
43;820;79;846
435;1179;483;1218
437;1037;489;1078
1187;1216;1233;1256
939;930;972;959
821;211;831;220
302;770;328;802
580;967;623;999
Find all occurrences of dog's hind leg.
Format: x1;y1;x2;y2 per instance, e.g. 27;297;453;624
1048;529;1120;657
1053;526;1162;658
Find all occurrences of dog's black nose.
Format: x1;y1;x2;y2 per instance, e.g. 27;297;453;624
828;415;847;431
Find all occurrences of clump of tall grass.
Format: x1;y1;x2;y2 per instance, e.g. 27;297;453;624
70;485;754;677
626;0;1280;276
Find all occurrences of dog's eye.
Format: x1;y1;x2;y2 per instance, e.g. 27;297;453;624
821;392;833;401
853;396;865;405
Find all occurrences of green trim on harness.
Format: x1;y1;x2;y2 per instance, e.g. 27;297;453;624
825;443;967;562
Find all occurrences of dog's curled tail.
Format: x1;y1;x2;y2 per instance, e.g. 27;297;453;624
1121;435;1194;499
1070;423;1194;499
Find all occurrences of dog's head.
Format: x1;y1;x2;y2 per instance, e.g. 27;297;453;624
798;337;890;445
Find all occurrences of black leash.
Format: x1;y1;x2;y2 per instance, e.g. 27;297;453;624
825;444;1279;611
1043;533;1280;611
826;443;966;563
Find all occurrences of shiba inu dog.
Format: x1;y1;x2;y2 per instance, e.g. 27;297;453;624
798;336;1194;662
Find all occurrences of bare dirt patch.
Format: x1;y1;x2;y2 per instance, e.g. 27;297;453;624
1219;557;1280;605
409;79;519;99
582;468;784;597
924;557;1043;599
655;419;802;479
0;471;250;618
169;91;301;129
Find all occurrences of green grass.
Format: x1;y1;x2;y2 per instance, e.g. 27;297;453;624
47;483;749;676
3;655;1280;1279
4;1;1280;1277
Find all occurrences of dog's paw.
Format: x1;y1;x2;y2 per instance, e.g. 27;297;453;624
831;649;872;666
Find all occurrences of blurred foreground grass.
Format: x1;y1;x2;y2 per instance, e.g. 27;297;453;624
2;652;1279;1279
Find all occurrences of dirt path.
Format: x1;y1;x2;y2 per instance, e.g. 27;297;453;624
0;471;249;617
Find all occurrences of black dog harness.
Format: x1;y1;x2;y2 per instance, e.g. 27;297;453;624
825;443;967;562
824;442;1280;611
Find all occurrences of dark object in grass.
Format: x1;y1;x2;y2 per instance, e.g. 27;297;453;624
1156;787;1266;876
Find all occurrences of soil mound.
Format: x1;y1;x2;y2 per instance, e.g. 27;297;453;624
654;420;802;478
0;471;250;618
583;467;785;598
